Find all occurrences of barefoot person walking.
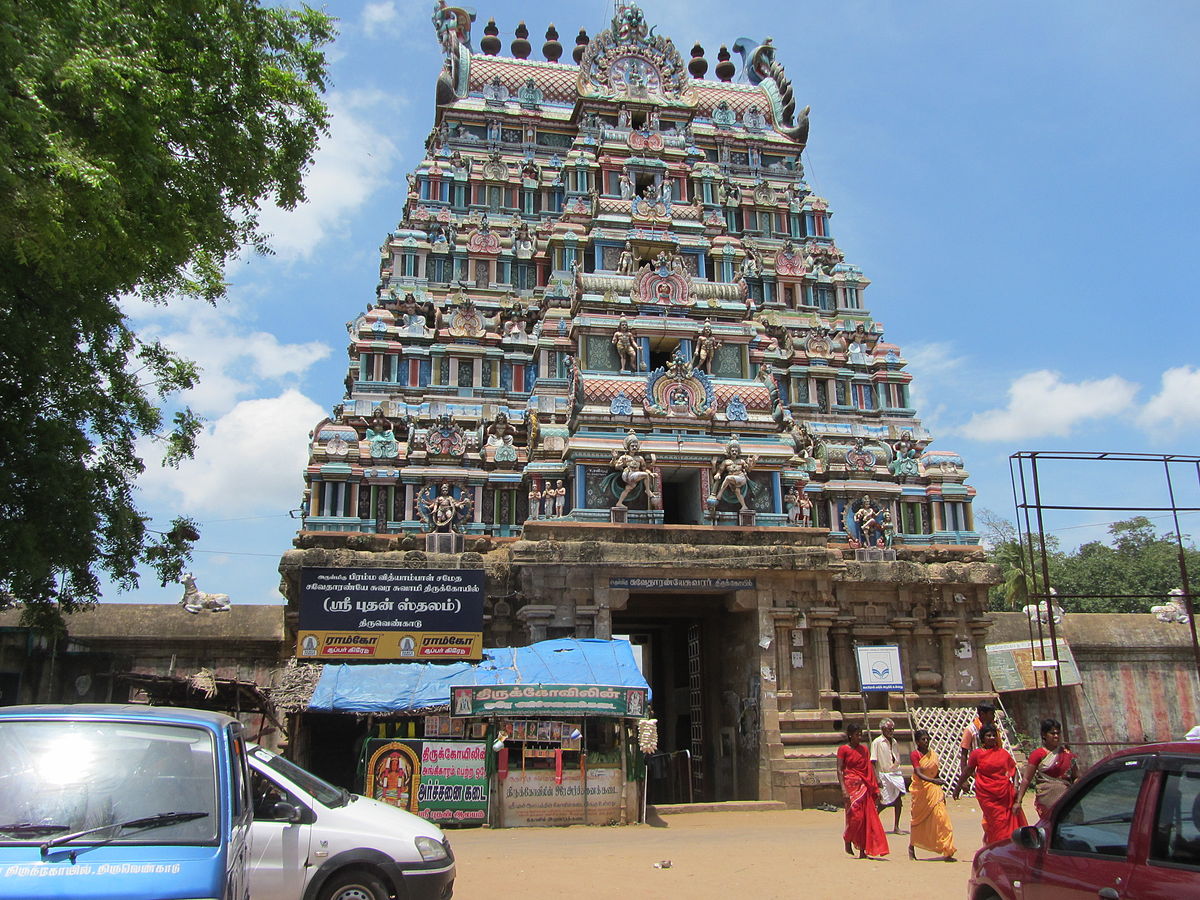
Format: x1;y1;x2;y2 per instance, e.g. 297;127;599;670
871;718;907;835
837;722;890;859
1013;718;1079;820
908;729;956;861
952;723;1028;845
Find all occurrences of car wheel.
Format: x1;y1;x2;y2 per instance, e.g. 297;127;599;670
318;869;391;900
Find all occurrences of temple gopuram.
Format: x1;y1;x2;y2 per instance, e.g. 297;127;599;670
279;2;999;807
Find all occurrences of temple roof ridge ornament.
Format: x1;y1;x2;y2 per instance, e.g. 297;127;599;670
578;3;688;102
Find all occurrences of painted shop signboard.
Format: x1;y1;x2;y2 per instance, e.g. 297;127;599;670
500;768;628;827
452;684;649;717
986;639;1082;692
296;567;485;660
363;738;489;824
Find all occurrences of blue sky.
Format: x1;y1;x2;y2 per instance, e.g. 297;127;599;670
118;0;1200;606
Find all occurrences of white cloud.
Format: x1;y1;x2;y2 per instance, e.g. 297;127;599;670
257;90;402;261
904;341;964;375
139;390;325;514
958;370;1139;441
1139;366;1200;433
135;300;332;415
362;2;400;37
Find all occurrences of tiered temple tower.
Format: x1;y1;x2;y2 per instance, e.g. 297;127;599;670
280;3;998;806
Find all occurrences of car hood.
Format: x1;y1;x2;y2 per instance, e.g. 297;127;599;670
325;794;448;843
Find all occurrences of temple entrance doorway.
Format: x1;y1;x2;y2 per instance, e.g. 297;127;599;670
660;468;702;525
613;592;754;803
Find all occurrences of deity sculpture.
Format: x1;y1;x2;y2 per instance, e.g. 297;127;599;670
551;479;567;517
483;409;518;465
788;421;816;466
616;241;636;275
607;430;659;508
708;435;758;511
690;320;721;374
853;494;884;546
417;482;472;533
527;482;542;520
880;509;895;549
619;171;634;200
889;431;921;478
612;315;641;373
366;410;399;459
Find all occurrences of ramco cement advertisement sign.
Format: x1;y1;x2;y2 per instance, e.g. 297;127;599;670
296;567;485;660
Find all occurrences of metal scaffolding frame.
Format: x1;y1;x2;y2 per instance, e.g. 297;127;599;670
1009;451;1200;740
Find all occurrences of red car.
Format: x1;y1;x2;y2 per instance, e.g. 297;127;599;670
969;741;1200;899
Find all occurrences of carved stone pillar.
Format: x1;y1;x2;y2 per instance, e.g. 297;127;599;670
890;617;918;693
930;617;959;696
769;609;799;708
831;620;856;696
517;604;556;643
968;616;993;692
807;608;838;710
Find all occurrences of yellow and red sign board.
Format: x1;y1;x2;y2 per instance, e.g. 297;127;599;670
296;630;483;661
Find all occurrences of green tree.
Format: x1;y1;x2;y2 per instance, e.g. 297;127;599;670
1053;517;1200;614
978;509;1067;612
0;0;333;631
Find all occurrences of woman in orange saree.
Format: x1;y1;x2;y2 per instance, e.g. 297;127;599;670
953;723;1028;845
837;722;890;859
908;729;956;861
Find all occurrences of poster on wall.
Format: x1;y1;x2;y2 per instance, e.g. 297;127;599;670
362;739;489;824
296;567;485;660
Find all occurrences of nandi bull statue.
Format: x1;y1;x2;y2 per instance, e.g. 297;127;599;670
1151;588;1190;624
180;573;231;614
1023;592;1064;626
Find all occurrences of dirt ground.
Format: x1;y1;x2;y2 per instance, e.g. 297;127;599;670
446;796;1025;899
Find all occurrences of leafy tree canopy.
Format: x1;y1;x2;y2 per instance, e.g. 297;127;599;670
0;0;333;631
981;511;1199;614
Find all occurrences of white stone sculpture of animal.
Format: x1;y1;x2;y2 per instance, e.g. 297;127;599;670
180;573;231;613
1022;601;1064;625
1151;589;1190;624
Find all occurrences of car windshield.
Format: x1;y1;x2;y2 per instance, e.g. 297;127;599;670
0;719;218;845
250;747;348;807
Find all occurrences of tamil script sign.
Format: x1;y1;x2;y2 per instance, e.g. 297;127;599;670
609;577;755;592
297;567;485;661
362;739;489;825
986;639;1082;692
451;684;649;717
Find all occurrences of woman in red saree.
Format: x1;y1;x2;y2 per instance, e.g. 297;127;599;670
953;723;1028;845
837;722;890;859
1013;718;1079;819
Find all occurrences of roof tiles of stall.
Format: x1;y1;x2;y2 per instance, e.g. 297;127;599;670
308;638;650;715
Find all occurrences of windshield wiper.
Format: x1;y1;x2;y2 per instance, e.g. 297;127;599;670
0;822;70;838
40;811;209;857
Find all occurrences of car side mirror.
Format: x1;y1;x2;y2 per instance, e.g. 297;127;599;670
272;801;302;823
1014;825;1045;851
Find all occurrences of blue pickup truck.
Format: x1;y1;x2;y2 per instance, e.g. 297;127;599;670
0;704;253;900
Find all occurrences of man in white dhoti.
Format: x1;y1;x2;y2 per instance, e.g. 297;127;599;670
871;718;908;835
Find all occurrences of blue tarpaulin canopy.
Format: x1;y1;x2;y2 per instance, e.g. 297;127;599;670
308;638;650;715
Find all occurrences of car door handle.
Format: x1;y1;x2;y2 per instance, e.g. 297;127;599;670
1098;890;1120;900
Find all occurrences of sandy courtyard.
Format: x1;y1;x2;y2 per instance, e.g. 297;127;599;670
445;796;1020;899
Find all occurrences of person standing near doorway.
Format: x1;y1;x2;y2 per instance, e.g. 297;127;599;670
870;718;907;835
